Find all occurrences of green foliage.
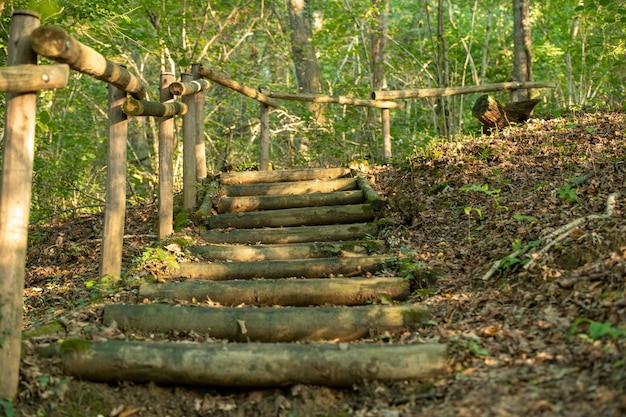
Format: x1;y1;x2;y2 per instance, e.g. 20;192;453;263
557;184;577;203
568;318;626;341
498;238;541;272
0;398;15;417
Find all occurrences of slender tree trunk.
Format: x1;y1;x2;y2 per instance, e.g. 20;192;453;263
370;0;391;159
511;0;532;101
288;0;326;126
436;0;451;138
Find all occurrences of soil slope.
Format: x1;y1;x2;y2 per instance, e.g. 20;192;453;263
12;112;626;417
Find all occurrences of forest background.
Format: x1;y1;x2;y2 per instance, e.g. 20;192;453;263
0;0;624;223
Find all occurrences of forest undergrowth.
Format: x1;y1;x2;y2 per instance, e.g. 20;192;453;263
8;112;626;417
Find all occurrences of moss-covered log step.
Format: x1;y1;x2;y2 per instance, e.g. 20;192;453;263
41;340;447;387
208;204;375;229
220;167;351;185
139;277;409;306
223;177;357;197
200;222;379;244
215;190;365;213
173;255;394;280
102;304;430;342
188;240;387;262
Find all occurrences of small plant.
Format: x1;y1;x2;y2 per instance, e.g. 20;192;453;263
498;238;541;272
461;183;508;211
568;318;626;341
0;398;15;417
557;184;577;203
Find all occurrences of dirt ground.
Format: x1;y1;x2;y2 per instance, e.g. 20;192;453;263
10;112;626;417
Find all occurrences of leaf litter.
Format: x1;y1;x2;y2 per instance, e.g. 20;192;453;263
15;112;626;416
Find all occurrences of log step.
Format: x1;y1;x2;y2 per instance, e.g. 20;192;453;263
200;222;379;244
42;340;447;387
173;255;394;280
102;304;430;342
223;177;358;197
216;190;365;213
187;240;387;262
139;277;409;306
208;203;375;229
219;167;352;185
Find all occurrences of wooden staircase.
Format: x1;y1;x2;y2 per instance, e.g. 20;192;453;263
51;168;447;387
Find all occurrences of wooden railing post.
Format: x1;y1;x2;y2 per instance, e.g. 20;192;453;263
99;82;128;280
158;73;175;239
192;64;207;179
181;73;197;210
0;9;40;399
381;107;391;160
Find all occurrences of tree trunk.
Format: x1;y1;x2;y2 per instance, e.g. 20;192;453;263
139;276;409;306
0;10;39;400
216;190;365;213
122;97;187;117
288;0;325;125
44;340;447;387
208;204;375;229
102;304;430;342
223;177;357;197
187;240;387;261
174;255;393;280
200;222;379;244
512;0;532;101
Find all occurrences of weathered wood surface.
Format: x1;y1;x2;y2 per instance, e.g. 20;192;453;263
223;177;357;197
472;94;541;129
0;9;39;399
46;340;447;387
0;63;69;92
197;64;278;107
371;81;556;100
188;240;386;261
123;97;187;117
99;84;127;279
208;203;375;229
139;276;409;306
168;78;210;96
220;167;351;185
201;222;379;244
356;174;385;211
216;190;364;213
29;25;146;99
259;87;404;109
102;304;430;342
174;255;393;280
158;73;175;239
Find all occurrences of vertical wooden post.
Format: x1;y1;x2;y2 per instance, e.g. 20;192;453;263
99;83;128;279
158;73;175;239
259;102;270;171
381;107;391;161
0;10;40;399
192;64;207;179
181;73;197;210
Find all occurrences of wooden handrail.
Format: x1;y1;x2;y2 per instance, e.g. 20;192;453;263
371;81;556;100
0;64;69;92
260;88;404;109
29;25;146;99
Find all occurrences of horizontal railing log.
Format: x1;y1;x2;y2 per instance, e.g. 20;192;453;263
197;64;278;107
260;87;405;109
122;97;187;117
0;64;69;92
29;25;146;99
371;81;557;100
169;78;211;96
